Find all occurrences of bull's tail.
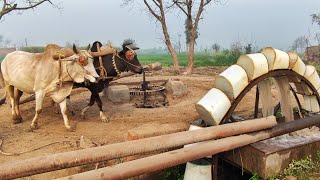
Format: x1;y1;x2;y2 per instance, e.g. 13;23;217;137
0;63;6;105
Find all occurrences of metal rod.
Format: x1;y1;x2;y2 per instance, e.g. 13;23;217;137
110;79;168;86
0;117;277;180
254;86;259;118
274;102;281;116
289;84;303;118
142;71;147;105
60;115;320;180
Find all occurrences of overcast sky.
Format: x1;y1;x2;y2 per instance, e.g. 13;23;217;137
0;0;319;51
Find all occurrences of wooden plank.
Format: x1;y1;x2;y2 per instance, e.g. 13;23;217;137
257;80;274;117
274;76;294;122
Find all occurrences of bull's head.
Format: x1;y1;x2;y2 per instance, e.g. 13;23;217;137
66;44;99;83
120;39;143;74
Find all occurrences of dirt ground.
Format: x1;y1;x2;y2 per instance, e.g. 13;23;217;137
0;66;290;179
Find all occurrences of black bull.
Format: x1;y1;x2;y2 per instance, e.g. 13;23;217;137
74;40;143;122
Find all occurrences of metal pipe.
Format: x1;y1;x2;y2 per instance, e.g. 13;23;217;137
60;115;320;180
0;117;277;180
254;86;259;118
289;84;303;118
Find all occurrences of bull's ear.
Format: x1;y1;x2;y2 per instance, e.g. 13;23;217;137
73;44;79;54
86;44;91;51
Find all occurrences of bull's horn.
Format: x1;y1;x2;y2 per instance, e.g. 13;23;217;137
73;44;79;54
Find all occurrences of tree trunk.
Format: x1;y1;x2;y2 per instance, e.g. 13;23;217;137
142;0;180;74
186;31;195;74
165;39;180;74
159;8;180;74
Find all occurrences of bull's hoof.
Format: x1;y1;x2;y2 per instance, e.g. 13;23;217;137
30;123;39;130
81;114;86;119
65;126;75;132
12;115;23;124
100;117;109;123
71;111;75;116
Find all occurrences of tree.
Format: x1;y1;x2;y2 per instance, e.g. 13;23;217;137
0;0;56;20
184;18;199;47
311;13;320;28
315;33;320;46
122;0;180;74
244;43;252;54
211;43;220;52
291;36;308;52
230;41;242;55
0;35;3;44
173;0;214;74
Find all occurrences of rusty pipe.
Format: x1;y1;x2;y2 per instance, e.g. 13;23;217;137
0;117;277;179
59;115;320;180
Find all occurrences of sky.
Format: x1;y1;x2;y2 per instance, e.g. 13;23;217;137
0;0;319;51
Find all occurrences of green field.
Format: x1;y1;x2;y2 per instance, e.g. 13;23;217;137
0;55;5;62
138;52;240;67
0;51;240;67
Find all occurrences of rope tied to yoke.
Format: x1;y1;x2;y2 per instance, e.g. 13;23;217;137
96;43;108;78
57;52;65;88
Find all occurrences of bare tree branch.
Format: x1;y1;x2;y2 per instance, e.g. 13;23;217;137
172;0;188;16
0;0;57;20
123;0;180;74
15;0;52;10
144;0;161;21
152;0;160;8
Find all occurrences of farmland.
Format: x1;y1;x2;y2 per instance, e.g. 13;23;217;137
0;49;241;67
138;51;240;67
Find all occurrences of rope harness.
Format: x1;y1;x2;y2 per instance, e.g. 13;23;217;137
96;43;108;78
112;54;121;75
57;52;65;88
94;44;144;81
56;51;89;88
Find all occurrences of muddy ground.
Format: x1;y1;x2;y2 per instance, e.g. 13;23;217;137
0;66;289;179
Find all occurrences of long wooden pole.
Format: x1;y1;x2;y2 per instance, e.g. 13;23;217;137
59;115;320;180
0;117;277;179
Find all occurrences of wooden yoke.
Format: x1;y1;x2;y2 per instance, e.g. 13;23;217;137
53;48;75;88
52;48;74;60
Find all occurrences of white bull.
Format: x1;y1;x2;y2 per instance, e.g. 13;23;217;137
0;44;99;131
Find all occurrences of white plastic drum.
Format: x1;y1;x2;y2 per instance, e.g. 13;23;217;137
262;47;289;71
195;88;231;126
288;52;306;77
214;64;249;100
237;53;269;81
304;65;320;91
303;95;320;112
